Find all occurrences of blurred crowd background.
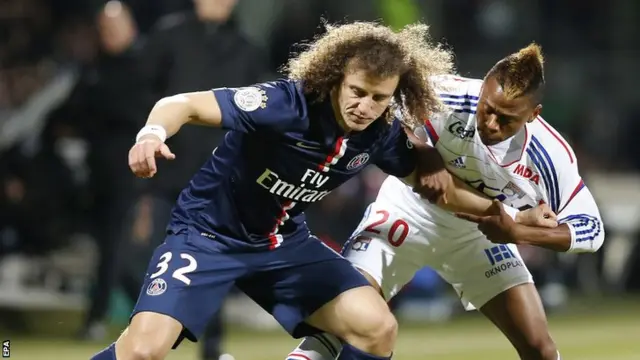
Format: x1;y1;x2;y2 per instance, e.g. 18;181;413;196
0;0;639;346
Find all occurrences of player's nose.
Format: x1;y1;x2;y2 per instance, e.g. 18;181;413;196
484;115;500;132
357;98;375;115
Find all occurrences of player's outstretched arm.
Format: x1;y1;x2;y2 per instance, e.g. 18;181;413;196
437;176;496;213
128;91;222;178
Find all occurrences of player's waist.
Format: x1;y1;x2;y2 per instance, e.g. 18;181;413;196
166;224;312;253
170;216;311;249
376;176;478;231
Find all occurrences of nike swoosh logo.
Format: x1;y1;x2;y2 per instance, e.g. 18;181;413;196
296;141;321;150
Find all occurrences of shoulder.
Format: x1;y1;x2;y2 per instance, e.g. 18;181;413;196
429;75;482;117
525;116;577;168
213;79;310;133
429;75;483;99
260;78;304;93
226;79;305;106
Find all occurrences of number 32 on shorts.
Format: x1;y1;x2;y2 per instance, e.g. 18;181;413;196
150;252;198;285
364;210;409;247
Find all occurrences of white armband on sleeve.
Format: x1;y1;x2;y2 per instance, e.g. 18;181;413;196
136;125;167;143
557;186;605;253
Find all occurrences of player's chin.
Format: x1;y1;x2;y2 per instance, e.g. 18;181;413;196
346;118;374;132
479;134;500;146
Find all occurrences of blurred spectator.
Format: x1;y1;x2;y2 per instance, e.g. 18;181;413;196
139;0;272;201
0;141;81;258
44;1;151;340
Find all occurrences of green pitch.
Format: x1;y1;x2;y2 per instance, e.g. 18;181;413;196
5;304;640;360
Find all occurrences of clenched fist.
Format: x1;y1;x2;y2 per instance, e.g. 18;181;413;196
515;202;557;228
128;135;175;178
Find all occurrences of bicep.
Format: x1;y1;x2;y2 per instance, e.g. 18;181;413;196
184;91;223;126
557;184;601;222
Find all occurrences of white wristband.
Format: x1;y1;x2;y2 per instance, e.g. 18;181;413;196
136;125;167;143
502;205;519;221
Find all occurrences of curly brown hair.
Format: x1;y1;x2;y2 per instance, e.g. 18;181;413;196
284;21;455;127
486;43;545;103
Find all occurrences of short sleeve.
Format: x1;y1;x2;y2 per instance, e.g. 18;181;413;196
212;80;308;133
375;119;416;178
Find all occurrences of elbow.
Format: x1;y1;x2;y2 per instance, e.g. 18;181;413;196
590;216;605;252
591;228;605;253
154;94;200;125
156;93;192;111
566;215;605;253
582;226;605;254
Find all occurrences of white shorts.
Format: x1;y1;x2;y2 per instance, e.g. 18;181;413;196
343;201;534;311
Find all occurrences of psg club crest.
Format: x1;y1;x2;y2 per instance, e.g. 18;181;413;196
346;153;370;170
146;278;167;296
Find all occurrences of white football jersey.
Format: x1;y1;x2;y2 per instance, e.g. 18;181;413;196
382;75;604;252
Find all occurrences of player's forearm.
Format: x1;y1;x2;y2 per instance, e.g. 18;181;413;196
145;95;198;138
512;223;571;252
437;176;494;215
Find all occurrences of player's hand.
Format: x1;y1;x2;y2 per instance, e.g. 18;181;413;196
128;135;175;178
454;199;520;244
515;203;558;228
412;168;452;203
410;144;451;203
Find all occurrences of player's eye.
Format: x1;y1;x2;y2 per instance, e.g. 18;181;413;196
351;86;367;97
497;115;515;125
373;94;389;102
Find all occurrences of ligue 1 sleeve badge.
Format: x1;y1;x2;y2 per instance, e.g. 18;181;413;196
233;87;268;112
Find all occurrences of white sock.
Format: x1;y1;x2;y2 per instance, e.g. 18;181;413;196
557;351;562;360
287;333;343;360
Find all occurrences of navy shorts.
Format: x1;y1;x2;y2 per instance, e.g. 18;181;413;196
131;227;370;347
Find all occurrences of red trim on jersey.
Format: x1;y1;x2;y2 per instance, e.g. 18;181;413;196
537;117;574;163
485;126;528;167
268;200;294;250
287;354;313;360
557;179;585;213
318;136;345;172
424;119;439;144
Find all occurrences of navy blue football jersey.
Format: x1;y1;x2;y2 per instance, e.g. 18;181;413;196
168;79;416;250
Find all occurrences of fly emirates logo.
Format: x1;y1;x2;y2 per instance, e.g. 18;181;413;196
256;168;331;203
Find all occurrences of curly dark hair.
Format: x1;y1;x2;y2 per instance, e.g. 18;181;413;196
284;21;455;127
486;43;545;104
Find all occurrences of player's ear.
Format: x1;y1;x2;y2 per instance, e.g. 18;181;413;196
529;104;542;122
